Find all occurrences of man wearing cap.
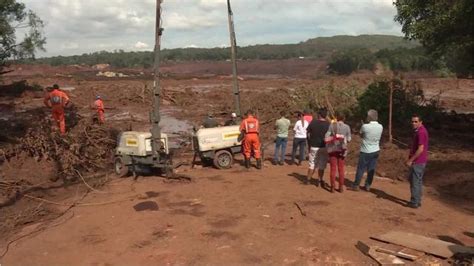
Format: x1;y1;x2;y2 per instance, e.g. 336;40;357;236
44;84;70;135
224;112;238;126
94;95;105;124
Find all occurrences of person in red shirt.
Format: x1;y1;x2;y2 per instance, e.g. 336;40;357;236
303;109;313;124
44;84;70;135
240;110;262;169
93;95;105;124
406;114;429;209
303;109;313;157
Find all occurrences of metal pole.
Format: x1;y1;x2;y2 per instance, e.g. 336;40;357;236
227;0;242;118
151;0;163;161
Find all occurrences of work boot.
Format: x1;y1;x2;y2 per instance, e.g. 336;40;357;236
256;159;262;169
245;159;250;169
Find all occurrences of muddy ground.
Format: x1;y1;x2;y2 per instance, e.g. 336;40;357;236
0;60;473;265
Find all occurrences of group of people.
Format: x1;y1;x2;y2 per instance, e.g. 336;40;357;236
200;106;429;209
43;84;106;135
271;107;429;209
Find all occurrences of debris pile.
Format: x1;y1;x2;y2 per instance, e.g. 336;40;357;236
4;117;117;182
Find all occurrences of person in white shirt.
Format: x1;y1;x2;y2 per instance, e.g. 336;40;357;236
291;112;309;165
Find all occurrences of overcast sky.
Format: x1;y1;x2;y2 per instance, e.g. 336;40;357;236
18;0;402;57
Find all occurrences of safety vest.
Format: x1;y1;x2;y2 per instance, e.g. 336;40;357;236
49;89;68;106
243;116;259;134
94;99;104;111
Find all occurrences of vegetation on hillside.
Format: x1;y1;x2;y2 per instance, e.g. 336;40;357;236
23;35;418;68
327;47;449;75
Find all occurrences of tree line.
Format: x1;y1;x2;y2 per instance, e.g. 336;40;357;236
327;47;455;76
21;35;418;68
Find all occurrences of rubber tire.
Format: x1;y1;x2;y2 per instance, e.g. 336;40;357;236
213;150;233;169
114;157;129;177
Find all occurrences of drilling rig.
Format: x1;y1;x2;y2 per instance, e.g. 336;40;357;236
114;0;173;177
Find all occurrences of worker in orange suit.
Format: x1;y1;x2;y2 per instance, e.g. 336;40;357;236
93;95;105;124
44;84;70;135
240;109;262;169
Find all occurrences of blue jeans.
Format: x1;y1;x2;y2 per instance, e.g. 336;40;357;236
273;137;288;162
409;163;426;206
291;138;307;163
353;151;379;188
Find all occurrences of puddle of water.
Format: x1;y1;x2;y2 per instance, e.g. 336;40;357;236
161;108;193;149
109;107;192;149
133;201;159;211
145;191;160;198
160;109;192;133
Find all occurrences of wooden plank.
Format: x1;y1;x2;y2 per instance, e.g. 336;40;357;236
356;241;404;265
372;231;474;258
375;247;419;261
369;246;405;265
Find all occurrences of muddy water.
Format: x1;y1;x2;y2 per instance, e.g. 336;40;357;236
160;108;193;149
160;107;192;133
108;106;193;149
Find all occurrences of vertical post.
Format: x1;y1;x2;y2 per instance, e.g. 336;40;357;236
388;80;393;143
227;0;242;118
151;0;163;161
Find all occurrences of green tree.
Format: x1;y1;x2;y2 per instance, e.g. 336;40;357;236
394;0;474;76
328;48;376;75
356;80;443;127
0;0;46;73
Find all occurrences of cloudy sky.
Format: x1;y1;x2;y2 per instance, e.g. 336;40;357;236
18;0;402;57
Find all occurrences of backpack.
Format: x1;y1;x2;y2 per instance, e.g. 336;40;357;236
325;123;346;155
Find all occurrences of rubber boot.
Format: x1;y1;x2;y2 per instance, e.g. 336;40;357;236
245;158;250;169
256;158;262;169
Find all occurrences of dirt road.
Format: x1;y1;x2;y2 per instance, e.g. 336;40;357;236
2;161;473;265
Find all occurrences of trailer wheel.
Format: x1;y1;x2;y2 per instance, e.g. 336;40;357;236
114;157;129;177
213;150;233;169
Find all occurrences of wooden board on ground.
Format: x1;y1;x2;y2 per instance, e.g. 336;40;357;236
375;247;420;261
356;241;405;265
372;231;474;258
369;246;405;265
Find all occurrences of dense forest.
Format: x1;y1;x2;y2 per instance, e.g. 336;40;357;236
22;35;416;66
21;34;455;75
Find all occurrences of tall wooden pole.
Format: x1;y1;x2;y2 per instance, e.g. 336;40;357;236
227;0;242;118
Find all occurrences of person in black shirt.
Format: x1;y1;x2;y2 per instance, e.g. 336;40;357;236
202;113;218;128
306;108;330;187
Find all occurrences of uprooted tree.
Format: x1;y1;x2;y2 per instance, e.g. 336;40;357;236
0;0;46;74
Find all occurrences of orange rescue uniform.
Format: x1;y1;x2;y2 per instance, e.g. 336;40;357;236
44;89;70;134
94;98;105;123
239;115;261;159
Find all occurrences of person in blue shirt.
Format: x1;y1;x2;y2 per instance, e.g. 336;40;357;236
350;109;383;191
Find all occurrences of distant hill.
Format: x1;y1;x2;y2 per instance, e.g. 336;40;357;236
26;35;420;68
